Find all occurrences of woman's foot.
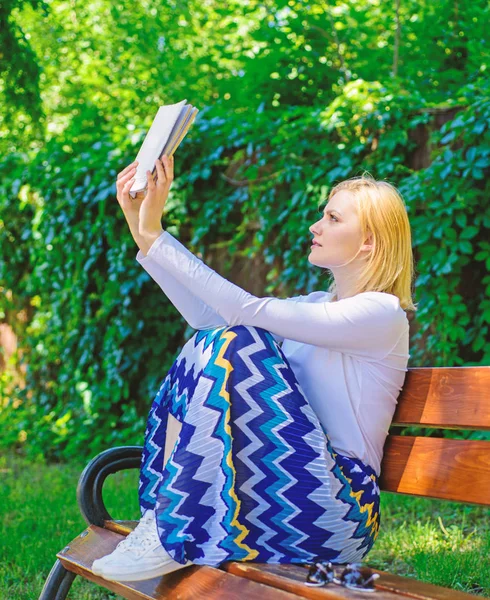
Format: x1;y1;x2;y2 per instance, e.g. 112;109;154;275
92;508;193;582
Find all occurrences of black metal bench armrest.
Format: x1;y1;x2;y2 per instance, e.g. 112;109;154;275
76;445;143;527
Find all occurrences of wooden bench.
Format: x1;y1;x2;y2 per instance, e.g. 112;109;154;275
38;366;490;600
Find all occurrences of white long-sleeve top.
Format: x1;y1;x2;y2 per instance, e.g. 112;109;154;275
136;230;410;476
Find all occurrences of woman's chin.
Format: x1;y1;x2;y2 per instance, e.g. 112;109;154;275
308;252;330;268
307;253;320;266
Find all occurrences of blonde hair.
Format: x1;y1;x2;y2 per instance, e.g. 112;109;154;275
326;172;417;312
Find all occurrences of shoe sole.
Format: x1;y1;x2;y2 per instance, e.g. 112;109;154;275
100;559;193;582
92;559;111;576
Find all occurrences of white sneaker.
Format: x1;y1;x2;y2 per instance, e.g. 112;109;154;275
92;508;192;582
92;509;155;576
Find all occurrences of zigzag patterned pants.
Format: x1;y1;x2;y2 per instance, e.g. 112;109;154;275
138;325;380;567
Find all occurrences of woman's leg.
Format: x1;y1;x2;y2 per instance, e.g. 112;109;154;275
138;326;227;515
163;413;182;471
138;325;380;568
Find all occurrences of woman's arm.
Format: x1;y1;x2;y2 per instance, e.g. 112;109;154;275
115;162;299;340
142;230;407;359
136;248;226;330
136;247;304;342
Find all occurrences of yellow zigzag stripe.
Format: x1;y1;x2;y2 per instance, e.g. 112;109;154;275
336;464;381;541
214;328;259;560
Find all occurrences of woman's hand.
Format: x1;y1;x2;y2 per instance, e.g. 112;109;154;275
139;155;174;238
116;160;144;223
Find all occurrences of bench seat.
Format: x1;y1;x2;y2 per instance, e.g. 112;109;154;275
56;519;480;600
40;366;490;599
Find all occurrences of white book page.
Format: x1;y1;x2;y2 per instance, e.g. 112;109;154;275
166;107;198;156
162;105;193;155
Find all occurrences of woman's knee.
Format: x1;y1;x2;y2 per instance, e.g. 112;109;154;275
195;324;270;338
223;324;270;337
219;325;277;357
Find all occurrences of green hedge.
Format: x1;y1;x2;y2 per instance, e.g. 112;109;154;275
1;76;489;461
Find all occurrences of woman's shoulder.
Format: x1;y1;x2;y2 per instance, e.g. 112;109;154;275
297;289;407;321
354;292;410;336
309;289;409;329
354;291;406;311
302;290;400;308
300;290;334;302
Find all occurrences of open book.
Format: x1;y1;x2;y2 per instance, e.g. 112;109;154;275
129;99;199;198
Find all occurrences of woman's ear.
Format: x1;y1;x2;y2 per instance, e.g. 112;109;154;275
360;231;374;253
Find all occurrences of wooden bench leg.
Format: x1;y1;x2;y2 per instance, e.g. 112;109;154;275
38;557;77;600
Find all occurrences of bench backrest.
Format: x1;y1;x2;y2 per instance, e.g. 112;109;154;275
379;366;490;506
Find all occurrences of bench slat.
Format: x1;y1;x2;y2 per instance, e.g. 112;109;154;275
379;435;490;504
393;367;490;429
222;562;480;600
100;522;479;600
222;562;407;600
56;525;304;599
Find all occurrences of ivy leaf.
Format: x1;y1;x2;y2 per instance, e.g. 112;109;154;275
440;130;456;144
460;226;479;239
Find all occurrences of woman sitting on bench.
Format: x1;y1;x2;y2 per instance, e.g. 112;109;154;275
92;155;415;582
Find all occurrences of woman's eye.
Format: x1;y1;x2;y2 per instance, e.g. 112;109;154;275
318;208;338;222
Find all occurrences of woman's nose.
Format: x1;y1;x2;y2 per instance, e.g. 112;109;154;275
309;221;321;235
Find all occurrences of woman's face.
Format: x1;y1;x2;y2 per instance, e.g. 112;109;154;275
308;190;371;269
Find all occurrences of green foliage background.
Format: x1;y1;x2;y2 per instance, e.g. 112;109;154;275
1;0;489;462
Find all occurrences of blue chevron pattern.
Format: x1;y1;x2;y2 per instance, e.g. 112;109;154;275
138;325;381;567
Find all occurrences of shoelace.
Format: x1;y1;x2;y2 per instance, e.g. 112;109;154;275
116;510;161;556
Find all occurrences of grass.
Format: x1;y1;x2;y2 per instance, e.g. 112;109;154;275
1;450;489;599
1;451;141;599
